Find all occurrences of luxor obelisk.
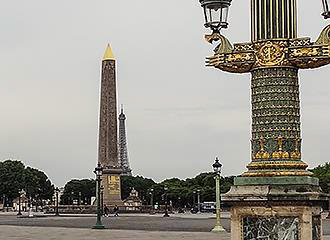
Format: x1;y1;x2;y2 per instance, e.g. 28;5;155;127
98;44;122;206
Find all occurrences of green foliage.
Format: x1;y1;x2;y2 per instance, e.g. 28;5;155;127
161;173;234;207
23;167;54;200
121;176;155;203
61;179;96;205
0;160;54;204
119;172;235;208
0;160;25;200
311;162;330;192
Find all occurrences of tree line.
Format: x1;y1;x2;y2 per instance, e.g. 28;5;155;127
1;159;330;207
0;160;54;205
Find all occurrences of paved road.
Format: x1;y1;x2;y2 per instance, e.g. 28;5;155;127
0;213;329;237
0;214;231;232
0;225;231;240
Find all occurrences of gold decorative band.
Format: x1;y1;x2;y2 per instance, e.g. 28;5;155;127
247;161;308;170
242;170;312;177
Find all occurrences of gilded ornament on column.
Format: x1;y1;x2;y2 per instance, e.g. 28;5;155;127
255;41;286;67
254;138;271;160
290;138;302;160
271;136;290;159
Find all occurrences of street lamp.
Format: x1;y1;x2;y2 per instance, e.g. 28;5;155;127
322;0;330;19
199;0;232;32
149;188;154;215
55;187;60;216
192;190;196;210
78;192;82;207
327;183;330;219
71;191;74;206
17;190;25;216
178;196;184;213
100;186;104;216
197;190;201;213
92;163;105;229
211;157;225;232
163;186;169;217
28;196;34;218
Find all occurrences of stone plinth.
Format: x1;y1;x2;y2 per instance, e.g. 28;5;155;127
223;177;328;240
102;167;123;206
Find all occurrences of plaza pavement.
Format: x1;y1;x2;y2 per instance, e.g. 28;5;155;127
0;212;329;239
0;225;329;240
0;225;231;240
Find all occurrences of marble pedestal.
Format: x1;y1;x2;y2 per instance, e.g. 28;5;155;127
223;177;328;240
102;167;123;207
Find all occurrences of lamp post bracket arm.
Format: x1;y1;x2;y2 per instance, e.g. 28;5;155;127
205;32;233;54
316;24;330;45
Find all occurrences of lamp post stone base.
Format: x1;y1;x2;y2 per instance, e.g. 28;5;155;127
92;224;105;230
223;178;328;240
211;225;226;233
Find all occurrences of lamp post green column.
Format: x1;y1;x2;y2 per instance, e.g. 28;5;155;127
212;157;225;232
55;187;59;216
198;0;330;239
93;163;105;229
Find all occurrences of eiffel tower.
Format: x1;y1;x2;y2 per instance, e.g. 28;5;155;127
118;106;132;176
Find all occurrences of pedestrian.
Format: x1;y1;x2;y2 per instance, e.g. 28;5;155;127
114;205;119;217
104;205;109;217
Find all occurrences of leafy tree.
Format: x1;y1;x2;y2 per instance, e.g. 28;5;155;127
118;172;235;208
61;179;95;205
0;160;25;201
121;176;155;203
0;160;54;205
171;172;234;206
311;162;330;192
23;167;54;200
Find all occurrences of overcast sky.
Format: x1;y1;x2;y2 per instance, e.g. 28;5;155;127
1;0;329;187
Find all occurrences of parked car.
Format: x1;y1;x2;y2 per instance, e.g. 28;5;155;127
201;202;216;213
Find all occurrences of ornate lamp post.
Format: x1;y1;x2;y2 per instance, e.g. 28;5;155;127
71;191;74;207
211;157;225;232
28;196;33;218
197;1;330;239
163;186;169;217
17;190;25;216
197;190;201;213
100;186;104;216
192;190;196;208
1;194;4;212
323;0;330;19
78;192;82;207
92;163;105;229
149;188;154;214
55;187;60;216
327;183;330;219
5;197;9;212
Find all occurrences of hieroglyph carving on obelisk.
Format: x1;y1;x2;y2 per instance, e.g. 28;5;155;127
98;44;122;206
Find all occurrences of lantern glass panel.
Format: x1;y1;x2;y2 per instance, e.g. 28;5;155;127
94;163;103;176
212;159;222;174
204;4;229;29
